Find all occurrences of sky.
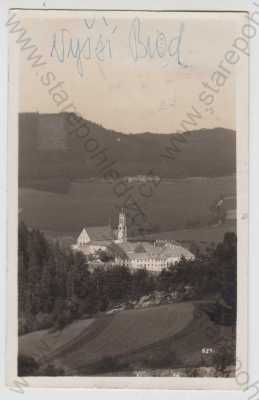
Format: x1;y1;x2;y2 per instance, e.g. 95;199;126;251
18;11;244;133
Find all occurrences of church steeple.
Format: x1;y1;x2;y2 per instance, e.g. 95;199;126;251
117;208;127;243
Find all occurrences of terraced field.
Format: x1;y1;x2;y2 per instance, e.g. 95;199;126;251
19;302;194;370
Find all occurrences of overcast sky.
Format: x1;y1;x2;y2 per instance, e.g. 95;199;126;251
19;11;244;133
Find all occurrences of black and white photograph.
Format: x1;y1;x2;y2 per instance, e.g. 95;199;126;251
6;7;250;389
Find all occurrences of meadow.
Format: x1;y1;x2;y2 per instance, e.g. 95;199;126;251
19;175;235;236
19;302;234;375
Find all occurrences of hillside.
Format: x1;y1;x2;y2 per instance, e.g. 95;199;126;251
19;175;235;233
19;302;234;376
19;113;236;191
18;226;237;376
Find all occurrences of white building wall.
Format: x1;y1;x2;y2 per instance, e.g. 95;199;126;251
72;243;107;255
77;228;91;246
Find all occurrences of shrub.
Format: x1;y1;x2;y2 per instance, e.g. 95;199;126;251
213;345;235;373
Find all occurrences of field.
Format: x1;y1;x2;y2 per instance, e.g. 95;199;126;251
19;302;234;375
19;318;94;361
19;175;235;234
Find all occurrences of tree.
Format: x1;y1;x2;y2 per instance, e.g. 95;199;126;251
215;232;237;311
131;269;155;299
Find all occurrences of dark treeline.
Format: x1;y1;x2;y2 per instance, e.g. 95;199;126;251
18;221;237;335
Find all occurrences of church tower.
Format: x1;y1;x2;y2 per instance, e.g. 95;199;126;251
117;209;127;243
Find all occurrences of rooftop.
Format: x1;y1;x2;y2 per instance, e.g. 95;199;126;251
110;241;195;261
82;226;114;241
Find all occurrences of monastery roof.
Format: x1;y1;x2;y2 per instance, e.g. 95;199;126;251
160;245;194;259
110;241;194;261
83;226;113;241
88;240;112;246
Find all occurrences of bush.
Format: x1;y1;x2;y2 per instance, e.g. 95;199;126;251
213;345;235;373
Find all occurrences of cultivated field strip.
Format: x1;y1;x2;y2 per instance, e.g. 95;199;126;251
58;302;194;369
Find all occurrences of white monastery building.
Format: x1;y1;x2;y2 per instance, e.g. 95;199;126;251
72;209;195;272
72;225;113;255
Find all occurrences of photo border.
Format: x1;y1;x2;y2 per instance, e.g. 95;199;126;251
4;0;250;392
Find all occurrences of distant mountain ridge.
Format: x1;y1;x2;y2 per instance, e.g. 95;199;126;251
19;112;236;191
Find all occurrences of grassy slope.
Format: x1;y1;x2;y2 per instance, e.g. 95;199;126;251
19;176;235;233
19;301;235;375
57;302;194;370
116;307;234;373
19;303;194;368
19;318;94;361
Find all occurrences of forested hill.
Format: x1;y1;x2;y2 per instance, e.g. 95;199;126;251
19;112;236;188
